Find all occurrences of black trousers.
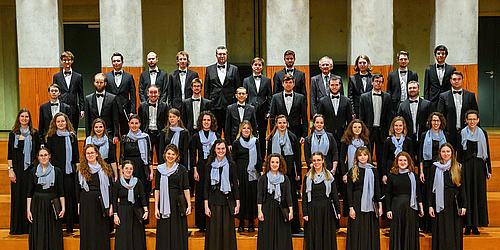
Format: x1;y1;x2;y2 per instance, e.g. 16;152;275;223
118;112;129;137
369;126;387;193
70;106;80;133
147;130;160;163
211;108;226;136
256;111;268;158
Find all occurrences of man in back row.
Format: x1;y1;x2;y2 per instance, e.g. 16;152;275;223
273;50;307;96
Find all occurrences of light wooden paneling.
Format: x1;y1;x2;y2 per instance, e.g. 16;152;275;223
347;65;393;92
453;64;478;94
101;67;145;111
189;67;207;98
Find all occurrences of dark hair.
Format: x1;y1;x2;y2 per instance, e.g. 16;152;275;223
163;144;180;163
196;111;217;132
216;46;228;54
283;74;294;82
79;144;113;181
371;73;384;83
465;109;479;119
47;83;60;92
148;85;159;92
12;109;35;136
341;119;370;145
426;112;446;130
176;51;190;67
284;50;295;58
266;114;288;141
129;114;141;124
165;108;186;131
434;45;448;56
206;139;232;164
451;71;464;79
263;153;287;175
90;118;108;137
252;57;265;65
121;160;135;170
37;147;51;156
111;52;124;62
397;51;409;60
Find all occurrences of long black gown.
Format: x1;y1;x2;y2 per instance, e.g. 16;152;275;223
302;174;341;250
45;133;79;231
428;165;467;250
112;178;147;250
77;172;113;250
256;174;293;250
457;129;490;228
27;167;64;250
386;172;422;250
204;160;240;250
189;131;220;230
346;167;382;250
120;135;152;195
8;130;40;235
155;165;190;250
231;137;263;225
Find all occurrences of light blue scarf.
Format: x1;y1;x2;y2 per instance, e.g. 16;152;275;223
311;129;329;155
359;163;376;212
56;129;73;174
127;129;150;165
14;126;32;170
157;163;178;218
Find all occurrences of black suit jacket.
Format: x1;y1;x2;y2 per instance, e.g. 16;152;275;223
397;98;431;138
180;97;212;135
317;95;353;141
348;72;373;114
269;92;308;138
272;68;307;95
359;91;392;130
224;103;258;145
168;69;199;110
243;75;273;116
437;89;478;144
310;73;344;117
104;71;137;114
386;69;418;113
204;63;241;110
138;69;168;103
84;92;120;138
423;63;456;104
53;71;84;113
138;101;168;133
38;101;72;143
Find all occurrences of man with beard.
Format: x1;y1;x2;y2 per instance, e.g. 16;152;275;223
387;51;418;115
138;52;168;103
168;51;199;110
272;50;307;95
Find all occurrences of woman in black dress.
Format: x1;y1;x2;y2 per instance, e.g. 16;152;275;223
231;120;263;232
266;114;302;234
302;152;341;250
419;112;449;233
45;112;79;233
159;108;190;166
27;148;64;250
85;118;118;181
155;144;192;250
190;111;220;232
429;143;466;250
8;109;40;235
113;160;148;250
204;139;240;250
304;114;339;172
346;146;382;250
120;115;153;195
457;109;490;235
386;151;423;250
77;144;114;250
257;153;293;250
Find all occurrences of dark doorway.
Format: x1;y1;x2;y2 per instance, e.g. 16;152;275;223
63;23;101;128
478;17;500;127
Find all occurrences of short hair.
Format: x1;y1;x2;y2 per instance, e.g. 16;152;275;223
319;56;333;66
216;46;228;54
129;114;141;124
434;45;448;56
283;74;294;82
465;109;479;119
397;51;409;60
191;78;203;87
163;144;180;162
94;72;106;81
329;76;341;83
426;112;446;130
252;57;264;65
148;85;159;92
48;83;60;92
147;51;157;58
60;51;74;60
111;52;124;62
284;50;295;58
408;80;419;88
176;51;190;67
451;71;464;79
236;87;247;93
354;54;373;72
371;73;384;82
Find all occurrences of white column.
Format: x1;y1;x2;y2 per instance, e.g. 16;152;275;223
266;0;310;66
99;0;143;67
183;0;226;67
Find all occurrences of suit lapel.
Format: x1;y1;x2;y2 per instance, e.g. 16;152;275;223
319;75;327;96
58;73;69;91
355;73;363;92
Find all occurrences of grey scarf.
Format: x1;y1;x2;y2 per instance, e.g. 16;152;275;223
267;171;285;201
347;139;364;170
56;129;73;174
199;130;217;159
169;126;184;146
311;129;329;156
271;130;293;155
239;137;258;181
399;168;418;210
127;129;149;165
78;162;111;208
36;163;55;189
14;126;32;170
423;129;447;161
119;176;138;204
461;126;488;161
359;163;376;212
306;170;334;202
157;163;178;218
210;157;231;194
391;136;405;157
432;159;451;213
86;135;109;160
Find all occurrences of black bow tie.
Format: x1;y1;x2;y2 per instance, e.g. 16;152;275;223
179;70;186;74
373;93;382;96
217;65;225;69
286;69;293;73
96;93;104;98
192;98;200;102
409;100;418;104
64;71;71;76
400;71;407;74
285;93;293;97
50;102;59;106
148;103;156;107
331;95;340;99
453;90;462;95
437;64;445;69
237;104;245;109
360;75;369;78
254;75;262;79
114;71;122;75
150;69;157;73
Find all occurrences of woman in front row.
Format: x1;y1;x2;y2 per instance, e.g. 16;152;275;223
257;153;293;250
85;118;118;181
27;148;64;250
155;144;192;250
386;151;423;250
346;147;382;250
429;143;466;250
302;152;341;250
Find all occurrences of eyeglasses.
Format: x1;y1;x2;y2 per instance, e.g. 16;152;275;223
86;152;96;155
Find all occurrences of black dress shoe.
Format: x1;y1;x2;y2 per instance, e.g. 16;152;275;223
238;226;245;232
66;228;74;234
472;227;480;235
248;227;255;233
464;227;471;235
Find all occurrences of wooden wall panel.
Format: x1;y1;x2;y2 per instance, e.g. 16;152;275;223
101;66;145;111
453;64;478;94
347;65;393;92
189;67;207;98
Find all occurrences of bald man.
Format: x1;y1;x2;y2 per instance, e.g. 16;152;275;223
139;52;169;103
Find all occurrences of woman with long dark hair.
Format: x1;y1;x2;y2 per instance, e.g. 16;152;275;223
304;114;339;172
45;112;79;233
85;118;118;181
204;139;240;250
8;109;40;235
159;108;190;166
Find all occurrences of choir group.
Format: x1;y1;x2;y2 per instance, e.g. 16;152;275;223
7;45;490;250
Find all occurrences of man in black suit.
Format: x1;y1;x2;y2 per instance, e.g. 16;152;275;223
348;54;373;117
437;71;478;146
39;83;72;143
181;78;212;135
138;52;168;103
225;87;258;149
52;51;84;130
397;80;431;164
138;85;168;163
168;51;200;111
272;50;307;95
104;52;137;136
270;74;308;143
317;76;353;149
204;46;241;135
359;73;392;165
310;56;344;118
84;73;120;144
387;51;419;115
424;45;457;111
243;57;272;157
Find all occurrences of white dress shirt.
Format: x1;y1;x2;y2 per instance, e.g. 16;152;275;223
453;89;463;129
436;64;445;85
372;90;382;127
179;68;187;99
63;69;72;88
148;101;158;131
217;63;227;84
237;103;245;122
96;91;105;116
409;98;419;136
330;93;340;115
360;73;369;91
114;70;123;87
399;68;408;102
253;75;262;94
284;92;294;115
50;100;60;118
149;67;158;86
192;98;201;129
